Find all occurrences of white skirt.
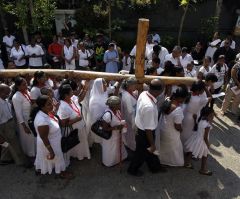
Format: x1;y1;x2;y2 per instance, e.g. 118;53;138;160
35;135;66;174
184;131;209;158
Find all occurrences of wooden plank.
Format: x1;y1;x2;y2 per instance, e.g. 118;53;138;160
0;69;196;85
135;18;149;79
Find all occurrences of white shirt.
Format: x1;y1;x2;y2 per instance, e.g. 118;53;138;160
152;34;160;43
26;44;44;67
10;46;26;66
210;64;228;89
3;35;15;53
199;66;211;77
220;40;235;49
122;56;131;71
180;54;193;68
147;47;169;68
157;67;164;75
0;98;12;125
78;49;90;67
135;91;158;131
185;69;197;77
164;53;180;67
30;86;42;100
0;58;4;69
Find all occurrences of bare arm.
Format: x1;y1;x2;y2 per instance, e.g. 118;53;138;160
204;127;211;148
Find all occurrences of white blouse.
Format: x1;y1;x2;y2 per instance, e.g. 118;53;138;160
10;46;26;66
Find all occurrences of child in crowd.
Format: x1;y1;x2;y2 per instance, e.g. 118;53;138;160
184;107;214;176
185;62;197;78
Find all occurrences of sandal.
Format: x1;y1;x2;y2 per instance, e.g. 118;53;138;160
59;171;74;179
184;163;194;169
199;170;213;176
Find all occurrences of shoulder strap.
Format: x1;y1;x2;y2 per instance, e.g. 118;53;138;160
101;110;113;121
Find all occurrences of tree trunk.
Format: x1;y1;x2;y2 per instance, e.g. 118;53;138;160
177;3;189;46
108;0;112;40
214;0;223;32
29;0;35;31
22;25;29;44
0;6;7;30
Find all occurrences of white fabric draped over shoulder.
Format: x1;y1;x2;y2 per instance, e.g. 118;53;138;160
88;78;109;144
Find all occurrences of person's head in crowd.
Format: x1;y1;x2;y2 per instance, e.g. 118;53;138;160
14;76;28;93
153;45;161;54
70;32;77;41
106;96;121;111
108;43;115;51
4;28;9;36
52;35;58;43
224;38;232;49
152;57;160;69
205;73;218;87
186;62;194;72
172;46;182;58
216;55;225;69
195;42;202;52
175;66;184;77
122;77;137;93
203;56;211;67
13;39;21;50
147;34;153;44
41;87;54;99
30;95;53;121
149;78;164;98
123;51;129;57
191;80;205;95
78;42;85;50
32;71;46;87
35;31;42;44
170;85;189;104
91;78;108;97
30;37;36;47
64;38;72;47
181;47;188;57
59;84;73;102
146;67;157;75
162;61;175;76
59;79;79;96
199;106;215;123
0;83;11;100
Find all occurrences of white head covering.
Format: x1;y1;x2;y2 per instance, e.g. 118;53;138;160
89;78;108;124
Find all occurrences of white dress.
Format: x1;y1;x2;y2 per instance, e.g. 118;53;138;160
12;91;36;157
121;91;137;151
88;78;113;144
63;45;75;70
181;95;208;149
102;110;127;167
158;107;184;166
184;120;211;158
34;111;66;174
57;100;90;163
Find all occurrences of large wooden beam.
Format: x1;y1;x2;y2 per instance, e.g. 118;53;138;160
0;69;196;85
135;18;149;79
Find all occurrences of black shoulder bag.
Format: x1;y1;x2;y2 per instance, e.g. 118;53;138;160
91;111;113;140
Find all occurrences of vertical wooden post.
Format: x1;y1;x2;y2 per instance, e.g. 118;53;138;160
135;18;149;79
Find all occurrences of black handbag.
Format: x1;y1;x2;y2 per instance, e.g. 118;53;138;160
91;111;113;140
28;119;37;137
61;125;80;153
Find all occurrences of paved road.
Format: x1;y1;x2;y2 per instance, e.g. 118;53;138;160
0;104;239;199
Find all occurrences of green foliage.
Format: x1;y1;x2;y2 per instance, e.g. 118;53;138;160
2;0;56;34
200;16;219;41
32;0;57;32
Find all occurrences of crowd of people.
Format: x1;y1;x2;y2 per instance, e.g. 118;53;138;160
0;29;240;178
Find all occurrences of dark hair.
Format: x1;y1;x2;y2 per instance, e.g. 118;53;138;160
162;61;175;76
32;71;45;87
59;79;78;91
191;80;205;93
146;67;157;75
152;57;160;65
205;73;218;83
153;45;161;54
171;85;189;100
30;95;49;122
174;66;184;76
194;107;214;131
64;38;72;45
9;76;26;100
182;47;188;53
59;84;72;100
